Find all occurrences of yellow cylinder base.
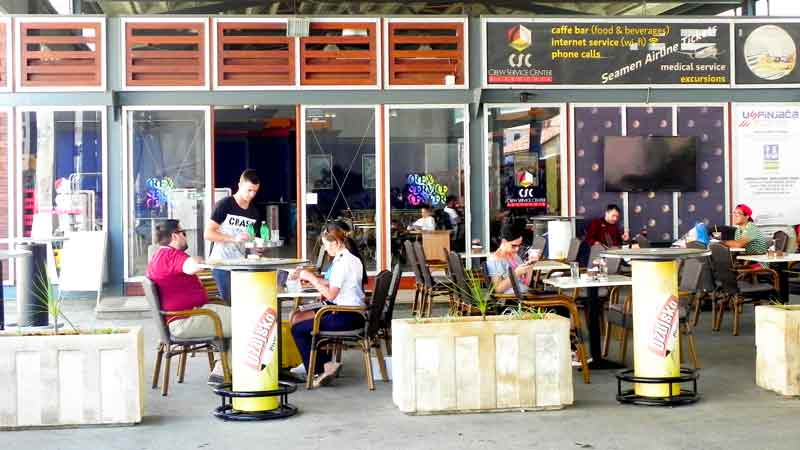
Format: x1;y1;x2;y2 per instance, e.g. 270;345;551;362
231;271;279;411
631;260;681;398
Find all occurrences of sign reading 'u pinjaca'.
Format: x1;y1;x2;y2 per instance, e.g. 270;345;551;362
484;19;731;88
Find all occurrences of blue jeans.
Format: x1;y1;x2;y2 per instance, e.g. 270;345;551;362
291;312;365;375
212;269;231;303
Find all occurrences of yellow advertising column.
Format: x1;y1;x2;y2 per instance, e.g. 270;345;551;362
230;270;280;411
631;260;681;398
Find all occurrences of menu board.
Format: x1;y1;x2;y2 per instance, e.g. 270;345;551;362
734;21;800;86
484;19;731;87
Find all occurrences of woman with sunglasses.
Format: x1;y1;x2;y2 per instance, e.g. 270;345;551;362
485;222;540;294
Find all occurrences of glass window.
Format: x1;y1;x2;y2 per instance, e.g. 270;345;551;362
304;107;378;272
126;109;208;279
486;106;562;251
18;110;105;238
1;111;10;283
388;106;467;271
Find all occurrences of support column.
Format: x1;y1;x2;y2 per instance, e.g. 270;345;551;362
631;260;681;398
231;270;279;411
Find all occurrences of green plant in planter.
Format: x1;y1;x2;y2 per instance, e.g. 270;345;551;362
444;271;495;320
32;272;78;335
502;303;551;321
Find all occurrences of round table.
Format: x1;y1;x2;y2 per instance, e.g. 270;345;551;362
205;257;306;421
601;247;709;406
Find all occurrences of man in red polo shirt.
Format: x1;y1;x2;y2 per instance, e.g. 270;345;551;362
585;204;630;248
147;219;231;382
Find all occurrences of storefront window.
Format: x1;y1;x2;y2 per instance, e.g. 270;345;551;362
486;106;562;250
18;109;105;238
304;107;378;272
125;109;208;279
388;106;467;271
1;111;10;283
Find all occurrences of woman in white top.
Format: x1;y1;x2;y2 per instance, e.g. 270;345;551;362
291;231;365;387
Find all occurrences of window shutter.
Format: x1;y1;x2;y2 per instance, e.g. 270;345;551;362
387;21;465;87
300;21;378;87
215;20;295;88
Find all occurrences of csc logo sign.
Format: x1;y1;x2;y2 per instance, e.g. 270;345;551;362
508;54;532;68
518;188;538;198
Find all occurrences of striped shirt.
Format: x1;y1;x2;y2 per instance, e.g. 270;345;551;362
734;222;769;256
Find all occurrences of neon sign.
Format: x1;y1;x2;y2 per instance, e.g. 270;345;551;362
406;173;448;207
144;177;175;210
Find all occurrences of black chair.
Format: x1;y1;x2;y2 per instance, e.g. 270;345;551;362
504;265;591;384
447;251;485;316
773;230;790;253
306;270;393;390
709;243;779;335
403;240;425;316
378;263;402;356
413;241;451;317
143;277;230;396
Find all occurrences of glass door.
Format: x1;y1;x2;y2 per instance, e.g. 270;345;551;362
301;106;380;272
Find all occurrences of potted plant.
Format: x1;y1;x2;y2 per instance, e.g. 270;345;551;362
391;274;574;414
0;274;144;429
755;303;800;396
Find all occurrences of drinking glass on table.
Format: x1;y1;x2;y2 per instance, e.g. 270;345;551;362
570;262;580;280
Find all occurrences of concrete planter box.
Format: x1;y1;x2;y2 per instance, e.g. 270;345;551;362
756;305;800;396
0;326;144;429
392;315;573;414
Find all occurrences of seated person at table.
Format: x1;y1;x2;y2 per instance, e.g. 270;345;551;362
407;205;436;231
722;204;769;256
146;219;231;383
486;222;541;295
585;204;629;248
291;231;366;387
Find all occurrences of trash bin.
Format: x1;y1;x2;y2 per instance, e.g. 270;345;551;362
15;242;49;328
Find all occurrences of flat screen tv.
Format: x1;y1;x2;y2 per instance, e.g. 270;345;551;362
603;136;697;192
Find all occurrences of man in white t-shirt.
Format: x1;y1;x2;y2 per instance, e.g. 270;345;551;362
408;204;436;231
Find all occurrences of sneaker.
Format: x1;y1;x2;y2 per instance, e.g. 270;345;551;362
208;361;225;386
571;352;593;367
289;363;307;380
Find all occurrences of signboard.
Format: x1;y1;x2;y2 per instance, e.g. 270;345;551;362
505;153;546;209
484;19;731;88
733;104;800;225
734;21;800;87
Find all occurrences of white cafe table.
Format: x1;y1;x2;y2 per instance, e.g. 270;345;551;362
544;274;632;370
201;257;306;421
737;253;800;304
